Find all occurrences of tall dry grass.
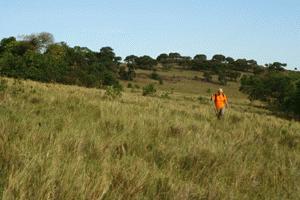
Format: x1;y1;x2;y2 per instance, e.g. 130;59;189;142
0;78;299;199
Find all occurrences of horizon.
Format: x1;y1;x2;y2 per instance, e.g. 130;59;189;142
1;0;299;69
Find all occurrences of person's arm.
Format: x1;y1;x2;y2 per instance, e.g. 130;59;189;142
211;94;215;101
225;96;229;108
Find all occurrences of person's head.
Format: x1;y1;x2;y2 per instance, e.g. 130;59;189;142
217;88;223;95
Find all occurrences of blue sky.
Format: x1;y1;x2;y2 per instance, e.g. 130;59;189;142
1;0;299;69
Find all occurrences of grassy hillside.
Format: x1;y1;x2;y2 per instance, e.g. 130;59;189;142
0;77;299;199
122;69;247;99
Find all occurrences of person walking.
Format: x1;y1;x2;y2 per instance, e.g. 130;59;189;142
211;88;229;119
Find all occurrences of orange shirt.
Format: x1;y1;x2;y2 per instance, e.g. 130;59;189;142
212;93;227;109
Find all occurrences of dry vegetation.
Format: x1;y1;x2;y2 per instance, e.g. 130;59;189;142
0;76;299;199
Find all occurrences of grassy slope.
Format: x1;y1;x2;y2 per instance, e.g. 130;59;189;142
0;77;299;199
122;69;247;99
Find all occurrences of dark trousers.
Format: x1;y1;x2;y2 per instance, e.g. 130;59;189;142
216;107;225;119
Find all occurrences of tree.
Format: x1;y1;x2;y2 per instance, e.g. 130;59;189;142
0;37;16;54
45;43;68;60
71;46;96;66
253;65;265;74
194;54;207;62
156;53;168;63
226;71;241;82
135;55;157;70
98;47;121;73
22;32;54;53
0;36;35;56
247;59;257;66
0;51;24;77
122;55;138;80
266;62;287;71
212;54;226;63
10;41;34;56
218;71;227;85
225;57;234;63
98;47;119;63
240;72;300;115
203;71;213;82
119;65;135;81
240;75;266;101
292;81;300;114
168;52;181;59
234;59;249;71
127;64;136;80
124;55;138;65
178;56;192;68
149;71;161;81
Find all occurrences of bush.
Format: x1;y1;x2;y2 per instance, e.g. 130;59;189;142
0;78;8;93
206;88;212;94
150;71;161;81
218;72;227;85
193;75;200;80
197;96;209;104
149;71;163;84
142;84;156;96
104;85;122;99
159;79;163;85
203;71;213;82
127;83;133;88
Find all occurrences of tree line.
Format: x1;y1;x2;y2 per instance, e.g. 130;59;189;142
123;53;293;85
1;32;293;88
0;32;121;88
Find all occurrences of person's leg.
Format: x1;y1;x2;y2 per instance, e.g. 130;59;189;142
217;107;225;119
220;107;225;118
217;109;222;119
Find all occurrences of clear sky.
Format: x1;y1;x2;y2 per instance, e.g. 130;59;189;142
0;0;299;69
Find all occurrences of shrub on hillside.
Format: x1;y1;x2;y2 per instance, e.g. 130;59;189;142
127;83;133;88
149;71;160;80
104;85;122;99
159;78;163;85
142;84;156;96
203;71;213;82
206;88;212;94
0;78;8;93
226;71;241;82
218;72;227;85
149;71;163;84
197;96;209;104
